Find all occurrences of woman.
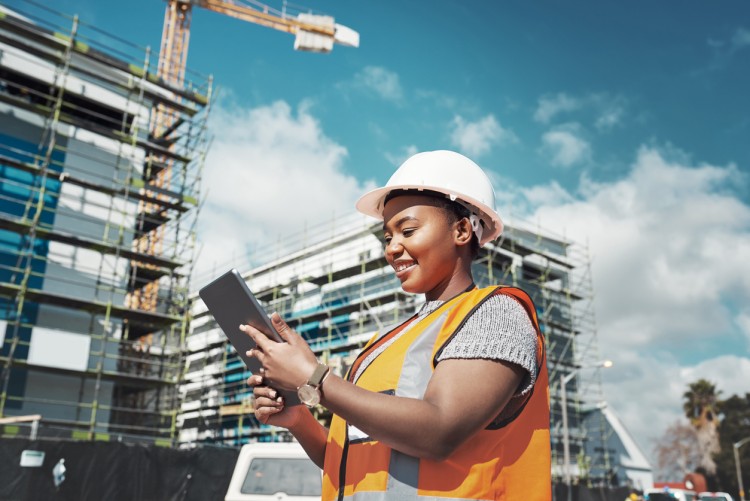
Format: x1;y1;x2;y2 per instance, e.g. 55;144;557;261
242;150;551;500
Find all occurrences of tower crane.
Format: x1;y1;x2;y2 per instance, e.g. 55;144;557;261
158;0;359;90
127;0;358;315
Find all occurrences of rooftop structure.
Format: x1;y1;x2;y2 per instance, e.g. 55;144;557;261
583;406;654;490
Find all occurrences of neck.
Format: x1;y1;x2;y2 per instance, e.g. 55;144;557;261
425;269;474;302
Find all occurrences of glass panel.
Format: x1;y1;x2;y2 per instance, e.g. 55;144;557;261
241;457;321;496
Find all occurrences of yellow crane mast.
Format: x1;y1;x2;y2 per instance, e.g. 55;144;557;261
127;0;358;315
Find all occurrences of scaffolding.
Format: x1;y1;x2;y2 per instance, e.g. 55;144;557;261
496;223;611;484
181;211;612;483
0;1;211;444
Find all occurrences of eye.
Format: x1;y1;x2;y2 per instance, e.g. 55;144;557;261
383;235;392;245
403;228;416;237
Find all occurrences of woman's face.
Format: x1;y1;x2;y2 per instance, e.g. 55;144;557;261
382;195;470;301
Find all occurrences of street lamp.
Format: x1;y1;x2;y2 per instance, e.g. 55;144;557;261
735;437;750;501
561;359;614;501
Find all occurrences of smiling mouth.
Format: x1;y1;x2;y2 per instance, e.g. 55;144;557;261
393;261;416;276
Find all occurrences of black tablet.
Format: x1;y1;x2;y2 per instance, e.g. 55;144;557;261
198;269;300;405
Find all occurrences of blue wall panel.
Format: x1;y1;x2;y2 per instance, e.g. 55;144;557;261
0;131;66;407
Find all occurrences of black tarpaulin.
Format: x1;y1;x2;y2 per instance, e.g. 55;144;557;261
0;438;238;501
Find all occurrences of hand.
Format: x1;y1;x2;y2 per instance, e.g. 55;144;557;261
247;371;308;429
241;313;318;392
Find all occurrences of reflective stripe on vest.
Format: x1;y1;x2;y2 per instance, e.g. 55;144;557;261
322;286;551;501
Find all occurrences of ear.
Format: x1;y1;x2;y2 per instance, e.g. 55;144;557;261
453;217;473;247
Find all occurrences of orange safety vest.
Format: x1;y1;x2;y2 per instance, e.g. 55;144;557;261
322;286;551;501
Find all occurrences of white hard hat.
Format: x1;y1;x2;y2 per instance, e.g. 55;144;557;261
356;150;503;245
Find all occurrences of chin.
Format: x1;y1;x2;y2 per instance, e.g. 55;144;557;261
399;280;427;295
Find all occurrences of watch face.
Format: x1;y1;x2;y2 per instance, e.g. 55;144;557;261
297;384;320;407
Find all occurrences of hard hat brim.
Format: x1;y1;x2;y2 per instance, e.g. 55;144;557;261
355;183;503;246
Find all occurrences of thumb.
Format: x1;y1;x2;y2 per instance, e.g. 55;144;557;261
271;312;294;342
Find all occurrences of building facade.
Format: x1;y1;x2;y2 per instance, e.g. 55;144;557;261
0;2;210;444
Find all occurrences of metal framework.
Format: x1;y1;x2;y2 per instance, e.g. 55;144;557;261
131;0;357;312
0;1;210;444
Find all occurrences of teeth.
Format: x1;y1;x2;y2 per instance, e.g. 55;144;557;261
395;262;415;272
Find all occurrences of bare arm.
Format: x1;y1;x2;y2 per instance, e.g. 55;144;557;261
288;410;328;467
245;314;523;460
249;374;329;468
319;357;522;459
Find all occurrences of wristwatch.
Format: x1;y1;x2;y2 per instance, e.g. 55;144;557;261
297;362;330;407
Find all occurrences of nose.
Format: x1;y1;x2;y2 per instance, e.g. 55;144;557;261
385;237;403;260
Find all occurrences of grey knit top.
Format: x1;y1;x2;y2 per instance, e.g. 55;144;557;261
352;293;539;403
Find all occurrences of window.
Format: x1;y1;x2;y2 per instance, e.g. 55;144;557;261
241;457;321;496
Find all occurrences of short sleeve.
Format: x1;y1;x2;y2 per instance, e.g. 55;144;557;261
436;293;538;397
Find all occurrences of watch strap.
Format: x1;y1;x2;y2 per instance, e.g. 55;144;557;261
308;363;330;387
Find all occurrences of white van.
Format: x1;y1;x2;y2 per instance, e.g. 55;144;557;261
644;488;698;501
698;493;734;501
225;442;322;501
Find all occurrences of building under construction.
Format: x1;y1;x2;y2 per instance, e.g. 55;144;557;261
0;0;649;490
182;212;625;485
0;2;210;444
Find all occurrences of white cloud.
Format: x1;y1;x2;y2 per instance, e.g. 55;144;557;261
540;125;591;167
449;114;517;158
700;27;750;74
520;181;575;207
414;89;458;109
352;66;403;102
594;96;626;131
737;311;750;348
681;356;750;399
595;104;624;131
534;93;581;123
731;27;750;50
385;144;419;167
195;100;375;281
535;92;626;130
513;144;750;453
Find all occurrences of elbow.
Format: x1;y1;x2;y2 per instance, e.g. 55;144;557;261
418;437;460;462
421;448;450;462
407;424;468;461
388;435;456;461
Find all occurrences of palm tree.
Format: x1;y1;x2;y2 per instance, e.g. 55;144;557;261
683;379;722;475
684;379;721;422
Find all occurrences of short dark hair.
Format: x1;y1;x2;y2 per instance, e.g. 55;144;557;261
384;189;481;259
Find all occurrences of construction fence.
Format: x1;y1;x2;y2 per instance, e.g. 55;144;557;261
0;437;634;501
0;437;237;501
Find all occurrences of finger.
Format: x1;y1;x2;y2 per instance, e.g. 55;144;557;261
245;349;263;368
253;393;284;406
255;406;283;423
251;380;279;399
246;373;264;387
253;394;285;410
245;348;268;369
240;323;273;351
257;405;284;419
270;312;295;343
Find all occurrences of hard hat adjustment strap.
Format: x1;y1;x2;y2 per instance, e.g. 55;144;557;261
469;214;484;243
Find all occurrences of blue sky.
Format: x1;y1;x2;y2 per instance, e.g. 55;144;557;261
25;0;750;470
